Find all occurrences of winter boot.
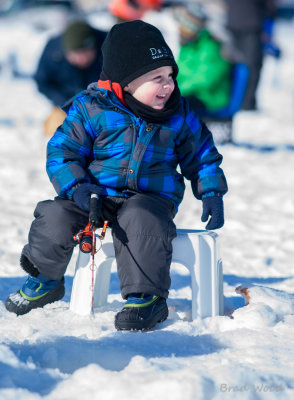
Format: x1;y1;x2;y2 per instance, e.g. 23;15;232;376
5;274;65;316
115;293;168;331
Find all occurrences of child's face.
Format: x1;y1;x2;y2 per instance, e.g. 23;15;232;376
124;66;175;110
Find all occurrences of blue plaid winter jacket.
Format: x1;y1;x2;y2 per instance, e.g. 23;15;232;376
46;82;228;207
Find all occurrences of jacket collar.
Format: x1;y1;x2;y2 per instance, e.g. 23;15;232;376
97;79;127;106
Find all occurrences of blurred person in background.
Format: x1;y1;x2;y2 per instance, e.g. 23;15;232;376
175;3;234;115
34;20;107;136
225;0;277;110
108;0;163;22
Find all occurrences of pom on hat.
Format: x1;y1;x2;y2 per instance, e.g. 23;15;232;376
101;20;178;87
63;21;97;52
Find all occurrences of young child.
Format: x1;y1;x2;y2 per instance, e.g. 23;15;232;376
5;20;228;331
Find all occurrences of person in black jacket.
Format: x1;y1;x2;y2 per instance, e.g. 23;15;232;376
225;0;274;110
34;20;107;136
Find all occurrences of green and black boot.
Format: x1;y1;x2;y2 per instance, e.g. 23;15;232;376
5;273;65;316
115;293;168;331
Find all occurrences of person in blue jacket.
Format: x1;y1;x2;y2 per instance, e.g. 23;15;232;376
6;20;228;331
34;20;107;135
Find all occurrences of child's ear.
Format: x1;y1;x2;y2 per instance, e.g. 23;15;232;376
124;84;130;92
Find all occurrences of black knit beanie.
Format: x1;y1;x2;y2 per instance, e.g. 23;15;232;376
101;20;178;87
63;21;97;52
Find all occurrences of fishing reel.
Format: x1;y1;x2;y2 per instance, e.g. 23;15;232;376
73;220;108;253
73;221;96;253
73;193;108;253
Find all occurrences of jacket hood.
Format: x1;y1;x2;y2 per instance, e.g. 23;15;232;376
62;81;123;114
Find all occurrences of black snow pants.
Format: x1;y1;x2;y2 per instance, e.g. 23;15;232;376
22;193;177;299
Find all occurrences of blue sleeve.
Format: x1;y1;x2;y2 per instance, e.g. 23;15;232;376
176;101;228;199
46;98;94;199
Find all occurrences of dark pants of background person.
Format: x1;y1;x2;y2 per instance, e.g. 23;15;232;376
22;193;177;299
231;30;263;110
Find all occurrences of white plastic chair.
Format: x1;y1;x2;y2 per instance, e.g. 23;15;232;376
70;229;224;320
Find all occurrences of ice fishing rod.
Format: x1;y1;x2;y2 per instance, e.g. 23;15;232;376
73;193;108;316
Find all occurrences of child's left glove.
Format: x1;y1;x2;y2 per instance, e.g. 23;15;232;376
201;195;224;230
73;183;102;211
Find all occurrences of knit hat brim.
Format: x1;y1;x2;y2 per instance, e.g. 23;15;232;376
120;58;178;88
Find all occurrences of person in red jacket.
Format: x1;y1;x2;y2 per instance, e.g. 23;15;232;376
109;0;162;22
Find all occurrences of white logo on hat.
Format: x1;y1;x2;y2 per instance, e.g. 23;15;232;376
149;46;172;60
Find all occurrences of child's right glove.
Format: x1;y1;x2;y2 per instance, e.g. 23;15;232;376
201;195;224;230
73;183;102;211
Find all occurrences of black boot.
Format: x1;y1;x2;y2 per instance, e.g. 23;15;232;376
5;274;65;316
115;294;168;331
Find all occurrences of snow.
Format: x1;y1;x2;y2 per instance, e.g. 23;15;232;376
1;10;294;400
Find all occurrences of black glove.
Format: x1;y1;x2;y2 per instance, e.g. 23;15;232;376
201;196;224;230
73;183;102;212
